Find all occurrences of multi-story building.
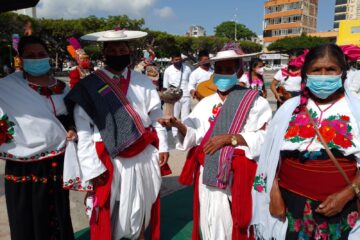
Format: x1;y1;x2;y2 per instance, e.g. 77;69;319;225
333;0;360;30
187;25;206;38
263;0;318;46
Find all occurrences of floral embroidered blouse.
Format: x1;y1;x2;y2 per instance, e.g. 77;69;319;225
281;97;360;160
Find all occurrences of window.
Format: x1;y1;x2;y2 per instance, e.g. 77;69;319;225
335;0;347;5
351;26;360;33
333;22;340;28
334;14;346;21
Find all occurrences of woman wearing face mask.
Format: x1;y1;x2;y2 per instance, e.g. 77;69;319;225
240;58;267;98
252;44;360;239
270;51;308;107
0;36;75;239
159;43;272;240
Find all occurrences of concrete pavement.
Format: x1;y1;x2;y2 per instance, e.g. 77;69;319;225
0;71;278;239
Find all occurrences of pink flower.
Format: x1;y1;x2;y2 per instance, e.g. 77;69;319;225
294;219;302;232
347;211;359;228
304;219;316;236
256;185;264;193
331;120;348;135
294;113;310;125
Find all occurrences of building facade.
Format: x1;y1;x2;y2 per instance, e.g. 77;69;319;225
187;25;206;37
263;0;318;46
337;19;360;46
333;0;360;30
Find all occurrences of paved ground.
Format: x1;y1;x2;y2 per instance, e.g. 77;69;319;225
0;71;277;239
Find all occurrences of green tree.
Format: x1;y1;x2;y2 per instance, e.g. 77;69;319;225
267;34;332;54
214;21;256;40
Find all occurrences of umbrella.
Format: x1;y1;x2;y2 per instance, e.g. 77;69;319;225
0;0;39;13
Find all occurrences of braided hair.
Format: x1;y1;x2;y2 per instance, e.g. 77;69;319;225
294;44;348;114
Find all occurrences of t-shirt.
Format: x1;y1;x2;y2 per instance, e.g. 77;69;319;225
163;64;192;97
274;69;302;92
345;68;360;99
188;67;213;92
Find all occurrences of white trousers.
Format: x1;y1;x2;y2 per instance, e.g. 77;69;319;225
110;145;161;240
199;166;233;240
172;96;191;144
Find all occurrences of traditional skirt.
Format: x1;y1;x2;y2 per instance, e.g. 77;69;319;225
278;152;359;240
4;154;74;240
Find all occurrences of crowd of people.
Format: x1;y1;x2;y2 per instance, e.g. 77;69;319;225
0;28;360;240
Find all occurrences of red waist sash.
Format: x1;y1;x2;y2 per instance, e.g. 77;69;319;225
279;157;357;201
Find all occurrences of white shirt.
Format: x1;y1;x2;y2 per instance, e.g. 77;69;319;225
239;73;264;90
188;67;213;92
163;64;192;97
281;97;360;159
178;93;272;160
274;69;302;92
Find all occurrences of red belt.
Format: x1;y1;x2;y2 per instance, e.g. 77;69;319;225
279;157;357;201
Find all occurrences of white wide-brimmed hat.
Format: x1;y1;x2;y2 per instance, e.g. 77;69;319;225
206;43;262;64
81;29;148;42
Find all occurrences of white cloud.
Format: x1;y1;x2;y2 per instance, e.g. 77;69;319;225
36;0;156;19
154;6;175;19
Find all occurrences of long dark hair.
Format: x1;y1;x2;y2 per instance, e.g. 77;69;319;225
295;44;348;113
248;58;264;85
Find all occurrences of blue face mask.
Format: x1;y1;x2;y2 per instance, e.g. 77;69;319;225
306;74;343;99
213;73;238;92
23;58;51;76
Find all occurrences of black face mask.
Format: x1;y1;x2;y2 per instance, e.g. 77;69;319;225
105;54;131;71
174;61;182;69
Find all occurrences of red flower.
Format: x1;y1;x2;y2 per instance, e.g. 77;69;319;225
32;176;37;181
0;120;9;129
298;124;316;139
40;153;45;157
75;177;80;181
340;115;350;122
285;126;299;139
51;162;58;168
13;177;18;182
347;211;359;228
7;154;13;158
69;179;73;184
21;176;27;182
333;134;352;148
318;126;336;143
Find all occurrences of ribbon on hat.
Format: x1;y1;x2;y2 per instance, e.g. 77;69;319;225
340;45;360;61
288;49;309;68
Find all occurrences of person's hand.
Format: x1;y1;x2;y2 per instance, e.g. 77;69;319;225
315;188;353;217
263;91;268;99
159;152;169;167
203;134;232;155
66;129;77;141
275;93;283;103
91;171;108;186
190;90;196;99
158;117;180;128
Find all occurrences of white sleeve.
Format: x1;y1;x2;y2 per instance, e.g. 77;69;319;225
274;69;284;82
74;105;107;182
188;70;198;92
163;68;170;89
239;73;249;86
239;97;273;160
147;89;169;152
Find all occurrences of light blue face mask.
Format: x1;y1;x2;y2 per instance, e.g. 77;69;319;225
306;74;343;99
213;73;238;92
23;58;51;77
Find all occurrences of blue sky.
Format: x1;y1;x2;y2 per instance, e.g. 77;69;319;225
37;0;335;36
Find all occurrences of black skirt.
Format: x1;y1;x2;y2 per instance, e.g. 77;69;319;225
281;187;358;240
4;154;74;240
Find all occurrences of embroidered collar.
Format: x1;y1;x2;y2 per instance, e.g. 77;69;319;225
28;80;66;96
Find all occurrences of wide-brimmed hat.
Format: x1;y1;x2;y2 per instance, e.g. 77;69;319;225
81;29;148;42
206;43;262;64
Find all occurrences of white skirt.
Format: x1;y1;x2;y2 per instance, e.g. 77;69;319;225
199;166;233;240
110;145;161;240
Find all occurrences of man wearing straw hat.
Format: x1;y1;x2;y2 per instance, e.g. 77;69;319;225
159;43;272;240
64;28;169;240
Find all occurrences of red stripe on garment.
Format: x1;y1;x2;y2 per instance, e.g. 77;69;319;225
95;70;145;134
